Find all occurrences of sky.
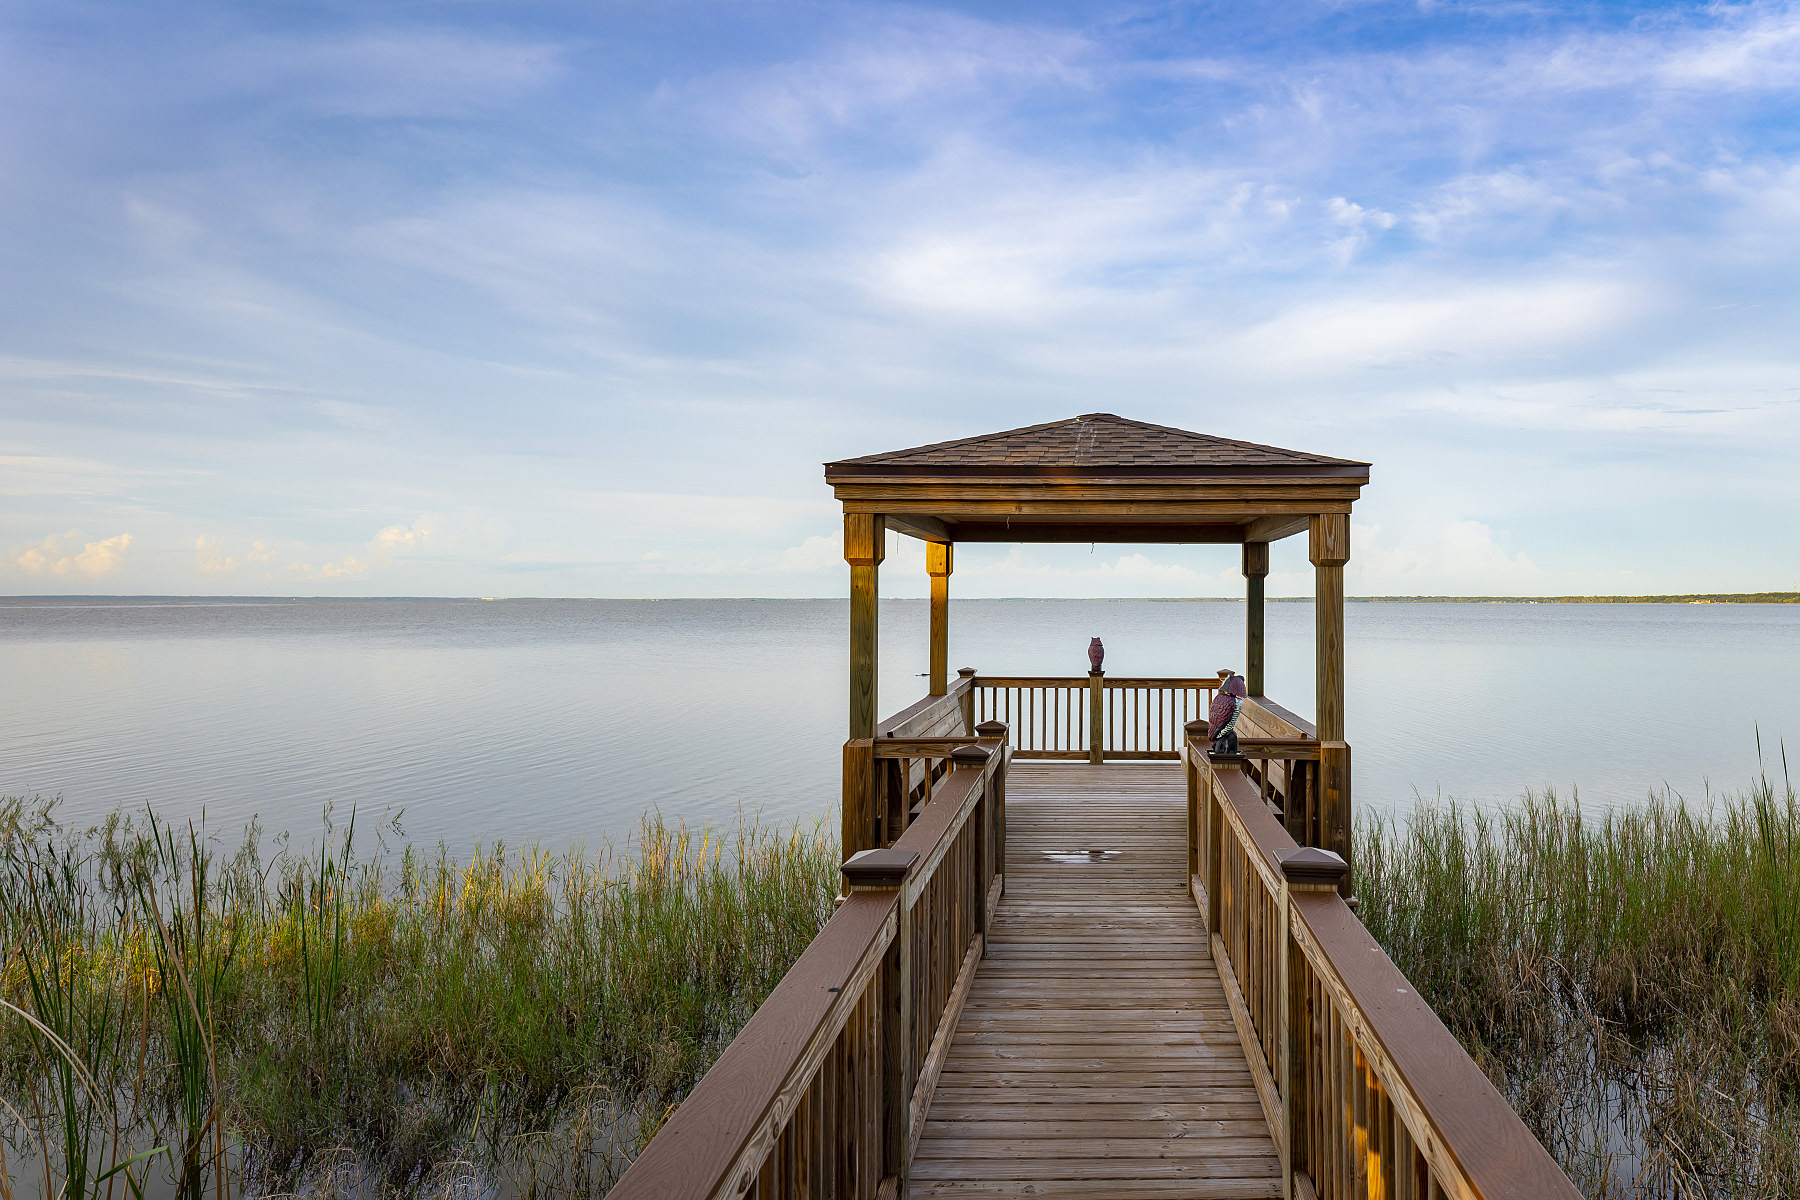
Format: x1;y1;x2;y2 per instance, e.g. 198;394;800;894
2;0;1798;599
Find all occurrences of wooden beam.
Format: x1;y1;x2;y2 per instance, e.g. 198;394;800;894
1243;514;1308;543
1243;542;1268;698
840;498;1354;517
927;541;952;696
885;513;952;543
938;521;1250;544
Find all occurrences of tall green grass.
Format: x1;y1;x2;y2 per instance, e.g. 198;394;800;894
1358;773;1800;1199
0;800;840;1197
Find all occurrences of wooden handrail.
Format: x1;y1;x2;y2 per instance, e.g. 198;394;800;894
972;674;1228;688
1184;737;1581;1200
612;732;1009;1200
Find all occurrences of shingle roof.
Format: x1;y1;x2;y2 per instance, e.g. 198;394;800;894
826;414;1368;477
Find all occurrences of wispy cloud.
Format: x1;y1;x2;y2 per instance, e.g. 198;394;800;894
0;2;1796;596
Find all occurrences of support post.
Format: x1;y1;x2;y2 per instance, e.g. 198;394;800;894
1243;542;1269;698
1309;514;1351;887
1087;669;1105;764
844;514;885;861
927;542;952;696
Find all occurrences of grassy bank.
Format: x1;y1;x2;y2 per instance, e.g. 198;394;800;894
0;801;840;1198
1358;774;1800;1198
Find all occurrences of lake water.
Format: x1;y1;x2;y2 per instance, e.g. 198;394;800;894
2;597;1795;854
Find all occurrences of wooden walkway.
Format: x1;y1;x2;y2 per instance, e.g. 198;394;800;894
910;763;1281;1199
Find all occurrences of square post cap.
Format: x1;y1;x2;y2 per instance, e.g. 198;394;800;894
842;848;918;888
974;720;1009;738
1185;719;1210;738
1280;847;1348;886
950;744;992;768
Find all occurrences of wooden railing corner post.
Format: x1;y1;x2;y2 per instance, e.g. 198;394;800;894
841;850;917;1196
957;666;978;732
1277;846;1349;1198
1087;669;1104;764
975;720;1009;911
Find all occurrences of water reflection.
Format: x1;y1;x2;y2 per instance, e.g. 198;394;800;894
1;598;1794;854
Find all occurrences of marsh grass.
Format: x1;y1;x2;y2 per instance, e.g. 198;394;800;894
0;800;840;1198
1358;769;1800;1198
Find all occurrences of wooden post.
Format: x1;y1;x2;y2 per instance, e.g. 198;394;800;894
927;542;952;696
1184;719;1207;881
1087;669;1104;764
843;740;876;861
1204;758;1223;935
1243;542;1269;698
1309;514;1352;885
976;720;1008;899
847;514;885;738
845;849;918;1196
845;514;885;861
1280;848;1350;1199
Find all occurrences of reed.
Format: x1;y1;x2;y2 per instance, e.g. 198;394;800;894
0;800;840;1197
1357;770;1800;1199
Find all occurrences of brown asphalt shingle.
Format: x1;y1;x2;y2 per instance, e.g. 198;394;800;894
826;413;1366;472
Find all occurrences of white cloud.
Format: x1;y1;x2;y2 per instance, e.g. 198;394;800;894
195;536;238;576
14;531;133;578
371;518;432;557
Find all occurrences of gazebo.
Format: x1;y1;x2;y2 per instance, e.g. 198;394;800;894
824;412;1370;860
612;414;1580;1200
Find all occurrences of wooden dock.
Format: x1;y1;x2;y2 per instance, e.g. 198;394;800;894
612;683;1583;1200
911;763;1279;1198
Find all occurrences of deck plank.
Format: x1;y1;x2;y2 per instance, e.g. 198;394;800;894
907;763;1281;1200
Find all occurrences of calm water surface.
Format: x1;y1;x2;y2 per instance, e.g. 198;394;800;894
2;598;1795;853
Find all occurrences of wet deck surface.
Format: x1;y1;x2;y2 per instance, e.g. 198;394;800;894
910;763;1281;1200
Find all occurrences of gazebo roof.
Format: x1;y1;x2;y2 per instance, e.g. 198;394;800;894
825;414;1368;546
827;413;1367;478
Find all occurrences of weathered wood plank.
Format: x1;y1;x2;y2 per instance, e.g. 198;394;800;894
909;763;1280;1194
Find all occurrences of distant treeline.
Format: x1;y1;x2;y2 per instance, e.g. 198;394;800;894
1338;592;1800;604
1133;592;1800;604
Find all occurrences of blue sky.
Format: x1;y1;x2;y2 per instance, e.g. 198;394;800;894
3;1;1797;598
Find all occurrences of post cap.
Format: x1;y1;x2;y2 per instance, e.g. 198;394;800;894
1280;847;1349;885
1185;719;1210;737
950;744;992;768
974;720;1009;738
841;848;918;888
957;666;977;677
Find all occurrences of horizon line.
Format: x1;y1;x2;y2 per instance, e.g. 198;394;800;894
3;592;1797;604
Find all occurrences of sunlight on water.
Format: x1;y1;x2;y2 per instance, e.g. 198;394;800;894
1;598;1794;853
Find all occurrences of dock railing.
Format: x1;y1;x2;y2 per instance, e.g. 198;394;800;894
972;671;1224;762
1185;733;1582;1200
609;726;1009;1200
